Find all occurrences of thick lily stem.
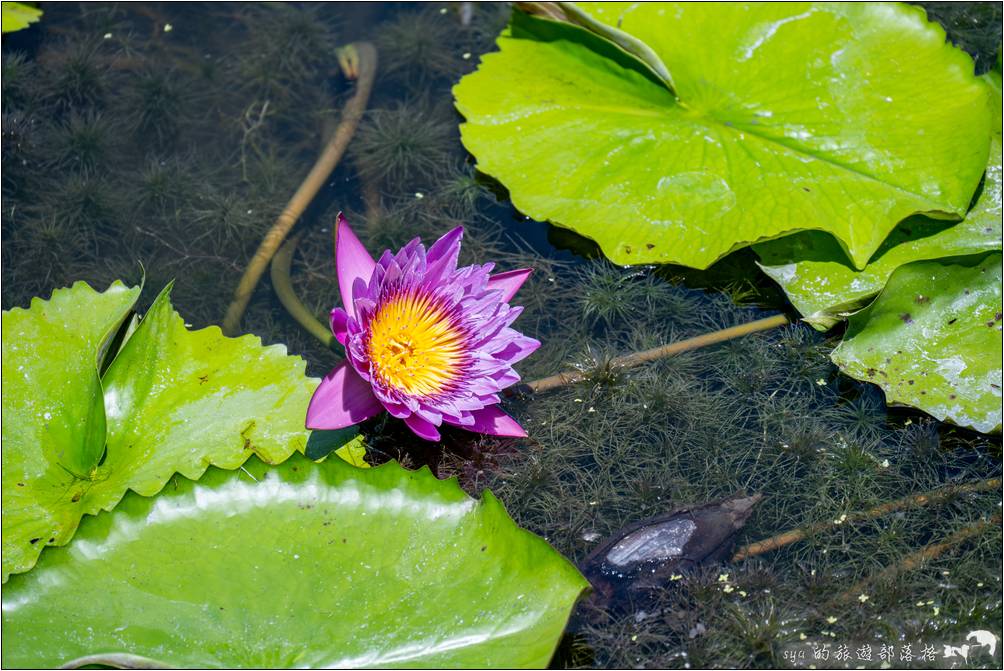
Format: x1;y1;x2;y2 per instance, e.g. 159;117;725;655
271;233;336;350
525;313;790;393
830;513;1001;605
222;42;377;336
732;478;1002;561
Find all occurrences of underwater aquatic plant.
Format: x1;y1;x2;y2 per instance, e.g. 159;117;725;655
306;214;538;441
46;110;118;171
124;69;188;143
351;102;454;187
41;38;113;111
375;7;466;86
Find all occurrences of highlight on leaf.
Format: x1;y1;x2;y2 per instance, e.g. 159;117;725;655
1;280;354;580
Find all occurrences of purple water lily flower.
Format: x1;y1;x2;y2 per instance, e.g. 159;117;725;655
306;214;540;441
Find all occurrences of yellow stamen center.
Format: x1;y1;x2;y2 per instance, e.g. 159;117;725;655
367;290;465;396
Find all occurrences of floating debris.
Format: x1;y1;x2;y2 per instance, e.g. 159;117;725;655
580;492;762;608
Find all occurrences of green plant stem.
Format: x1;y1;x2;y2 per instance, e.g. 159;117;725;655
732;478;1002;561
525;313;790;393
271;233;336;349
222;41;377;336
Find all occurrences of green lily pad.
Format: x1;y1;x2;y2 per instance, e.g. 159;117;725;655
831;254;1003;433
757;69;1003;329
1;2;43;33
1;454;589;669
2;282;140;579
453;4;990;269
2;282;326;581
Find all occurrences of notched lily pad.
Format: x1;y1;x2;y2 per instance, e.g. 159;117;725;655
757;68;1002;328
1;2;43;33
2;281;332;580
831;254;1003;433
454;3;990;268
2;281;141;579
1;454;589;669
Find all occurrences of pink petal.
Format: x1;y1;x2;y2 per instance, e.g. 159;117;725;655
461;406;527;437
423;227;465;285
330;308;349;345
495;335;541;365
487;268;533;302
404;414;442;441
426;226;464;266
306;361;383;430
335;213;375;319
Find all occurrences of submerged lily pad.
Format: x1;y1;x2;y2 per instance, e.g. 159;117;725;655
1;454;588;669
831;254;1003;433
454;3;990;268
1;282;325;580
757;69;1003;328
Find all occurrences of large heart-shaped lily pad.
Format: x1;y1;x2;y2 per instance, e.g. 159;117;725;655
2;282;327;580
757;69;1003;329
454;4;990;268
831;254;1003;433
1;454;589;669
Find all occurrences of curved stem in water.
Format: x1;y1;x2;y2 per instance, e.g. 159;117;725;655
271;233;337;350
222;42;378;336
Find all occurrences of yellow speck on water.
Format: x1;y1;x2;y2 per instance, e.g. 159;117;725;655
164;23;173;32
670;574;683;581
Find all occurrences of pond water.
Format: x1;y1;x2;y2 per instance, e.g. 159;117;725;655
2;2;1001;668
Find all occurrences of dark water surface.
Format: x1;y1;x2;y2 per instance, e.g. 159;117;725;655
2;3;1002;668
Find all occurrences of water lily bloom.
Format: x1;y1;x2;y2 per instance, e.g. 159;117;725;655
306;214;539;441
